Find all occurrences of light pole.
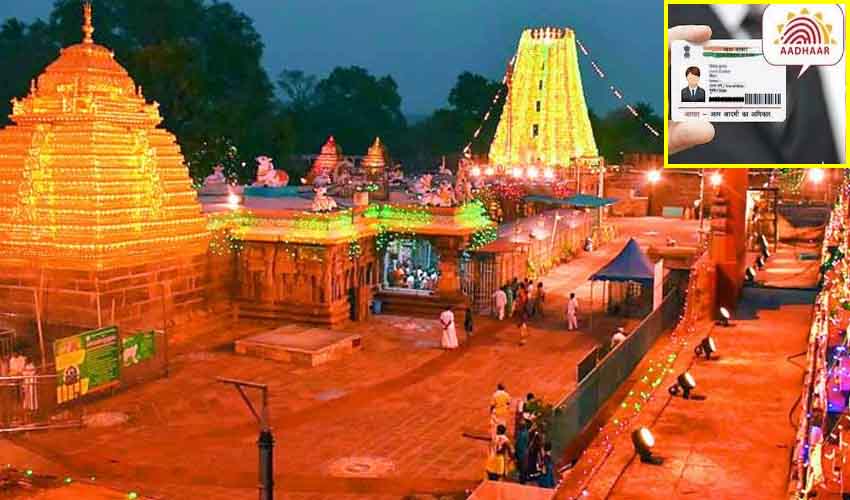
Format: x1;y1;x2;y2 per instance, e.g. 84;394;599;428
218;377;274;500
646;169;661;216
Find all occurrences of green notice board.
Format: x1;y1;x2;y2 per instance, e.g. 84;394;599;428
55;326;121;403
122;331;156;367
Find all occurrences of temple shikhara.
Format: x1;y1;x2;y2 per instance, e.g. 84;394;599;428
0;4;209;328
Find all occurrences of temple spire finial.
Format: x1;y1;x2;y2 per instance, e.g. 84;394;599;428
82;2;94;44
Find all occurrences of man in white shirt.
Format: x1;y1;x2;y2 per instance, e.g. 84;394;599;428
439;307;458;349
566;293;579;331
493;288;507;320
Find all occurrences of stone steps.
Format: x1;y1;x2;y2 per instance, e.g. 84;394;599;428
376;292;467;319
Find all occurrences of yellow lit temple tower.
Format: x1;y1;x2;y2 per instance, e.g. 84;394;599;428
489;27;598;172
362;137;389;200
0;4;211;330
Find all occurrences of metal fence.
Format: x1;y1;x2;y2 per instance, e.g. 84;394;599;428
548;287;684;462
0;373;83;432
1;329;168;433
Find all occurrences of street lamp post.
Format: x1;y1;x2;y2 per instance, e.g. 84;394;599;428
646;169;661;216
218;377;274;500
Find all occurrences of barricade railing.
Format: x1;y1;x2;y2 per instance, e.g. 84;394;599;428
0;373;83;432
1;329;167;433
548;287;684;463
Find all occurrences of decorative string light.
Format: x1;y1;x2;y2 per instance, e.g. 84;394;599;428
462;56;515;158
0;464;140;499
574;38;661;138
561;245;711;498
791;172;850;497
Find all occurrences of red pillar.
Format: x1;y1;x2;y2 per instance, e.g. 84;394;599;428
711;169;748;312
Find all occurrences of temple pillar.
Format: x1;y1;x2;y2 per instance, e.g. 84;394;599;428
433;236;463;299
710;169;747;312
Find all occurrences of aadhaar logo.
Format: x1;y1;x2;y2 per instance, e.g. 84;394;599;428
762;4;845;78
774;8;837;55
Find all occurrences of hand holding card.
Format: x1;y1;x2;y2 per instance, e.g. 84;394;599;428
668;25;715;155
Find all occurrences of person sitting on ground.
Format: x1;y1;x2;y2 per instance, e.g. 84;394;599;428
611;327;627;347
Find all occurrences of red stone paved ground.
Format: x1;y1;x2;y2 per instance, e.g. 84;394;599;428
7;217;698;500
562;243;819;500
603;303;812;500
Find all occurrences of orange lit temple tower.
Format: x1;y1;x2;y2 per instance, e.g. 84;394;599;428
489;27;598;171
0;5;212;331
308;135;342;182
362;137;388;200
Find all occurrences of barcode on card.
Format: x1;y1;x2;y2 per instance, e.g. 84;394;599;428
744;93;782;105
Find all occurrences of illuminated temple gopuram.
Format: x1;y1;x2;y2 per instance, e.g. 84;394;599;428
488;27;599;173
0;5;212;330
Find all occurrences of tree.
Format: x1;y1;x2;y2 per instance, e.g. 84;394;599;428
0;19;59;123
309;66;407;154
277;69;317;111
449;71;503;121
590;102;663;163
409;72;504;161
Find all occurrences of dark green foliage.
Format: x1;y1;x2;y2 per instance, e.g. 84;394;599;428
590;102;663;162
2;0;278;183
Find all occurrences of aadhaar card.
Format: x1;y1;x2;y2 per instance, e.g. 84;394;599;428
671;39;786;122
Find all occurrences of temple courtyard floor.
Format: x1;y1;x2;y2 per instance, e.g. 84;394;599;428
3;217;700;500
557;242;820;500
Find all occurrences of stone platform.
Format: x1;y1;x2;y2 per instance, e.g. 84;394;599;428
234;324;362;367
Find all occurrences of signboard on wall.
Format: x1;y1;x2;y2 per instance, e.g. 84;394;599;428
122;331;156;367
653;259;664;311
55;326;121;404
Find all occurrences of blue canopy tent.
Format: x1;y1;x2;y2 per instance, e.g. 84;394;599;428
524;193;618;208
587;238;655;333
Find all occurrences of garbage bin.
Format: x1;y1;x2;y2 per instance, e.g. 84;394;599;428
372;299;383;315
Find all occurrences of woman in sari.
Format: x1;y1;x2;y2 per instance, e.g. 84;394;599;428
485;424;514;481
